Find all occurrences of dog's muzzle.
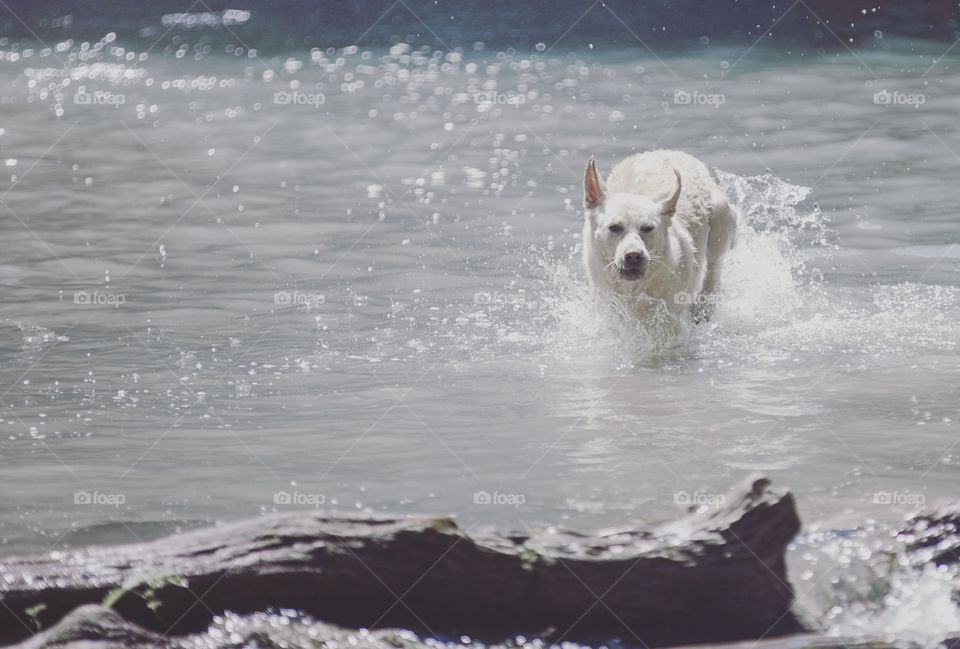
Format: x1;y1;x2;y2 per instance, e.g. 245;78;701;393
618;251;647;280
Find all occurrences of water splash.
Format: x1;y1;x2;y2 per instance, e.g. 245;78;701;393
793;525;960;648
524;170;824;365
518;170;960;366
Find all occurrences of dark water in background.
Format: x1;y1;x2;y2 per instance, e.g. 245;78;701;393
0;1;960;644
4;0;960;46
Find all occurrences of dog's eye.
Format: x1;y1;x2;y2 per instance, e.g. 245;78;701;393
608;224;624;234
640;225;656;234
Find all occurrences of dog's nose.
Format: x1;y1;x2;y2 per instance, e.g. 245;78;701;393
623;251;645;267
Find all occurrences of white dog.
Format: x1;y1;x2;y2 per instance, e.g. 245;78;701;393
582;150;740;322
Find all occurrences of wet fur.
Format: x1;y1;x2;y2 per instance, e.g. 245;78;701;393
582;150;740;322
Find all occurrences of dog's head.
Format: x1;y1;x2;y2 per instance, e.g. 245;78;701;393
583;157;681;281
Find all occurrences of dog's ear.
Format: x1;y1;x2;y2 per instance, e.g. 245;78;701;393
584;157;606;210
660;169;682;215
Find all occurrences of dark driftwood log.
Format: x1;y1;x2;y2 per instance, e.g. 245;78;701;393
0;476;801;648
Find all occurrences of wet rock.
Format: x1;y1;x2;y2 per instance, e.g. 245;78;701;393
10;606;960;649
899;505;960;567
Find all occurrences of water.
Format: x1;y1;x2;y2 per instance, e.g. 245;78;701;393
1;28;959;644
